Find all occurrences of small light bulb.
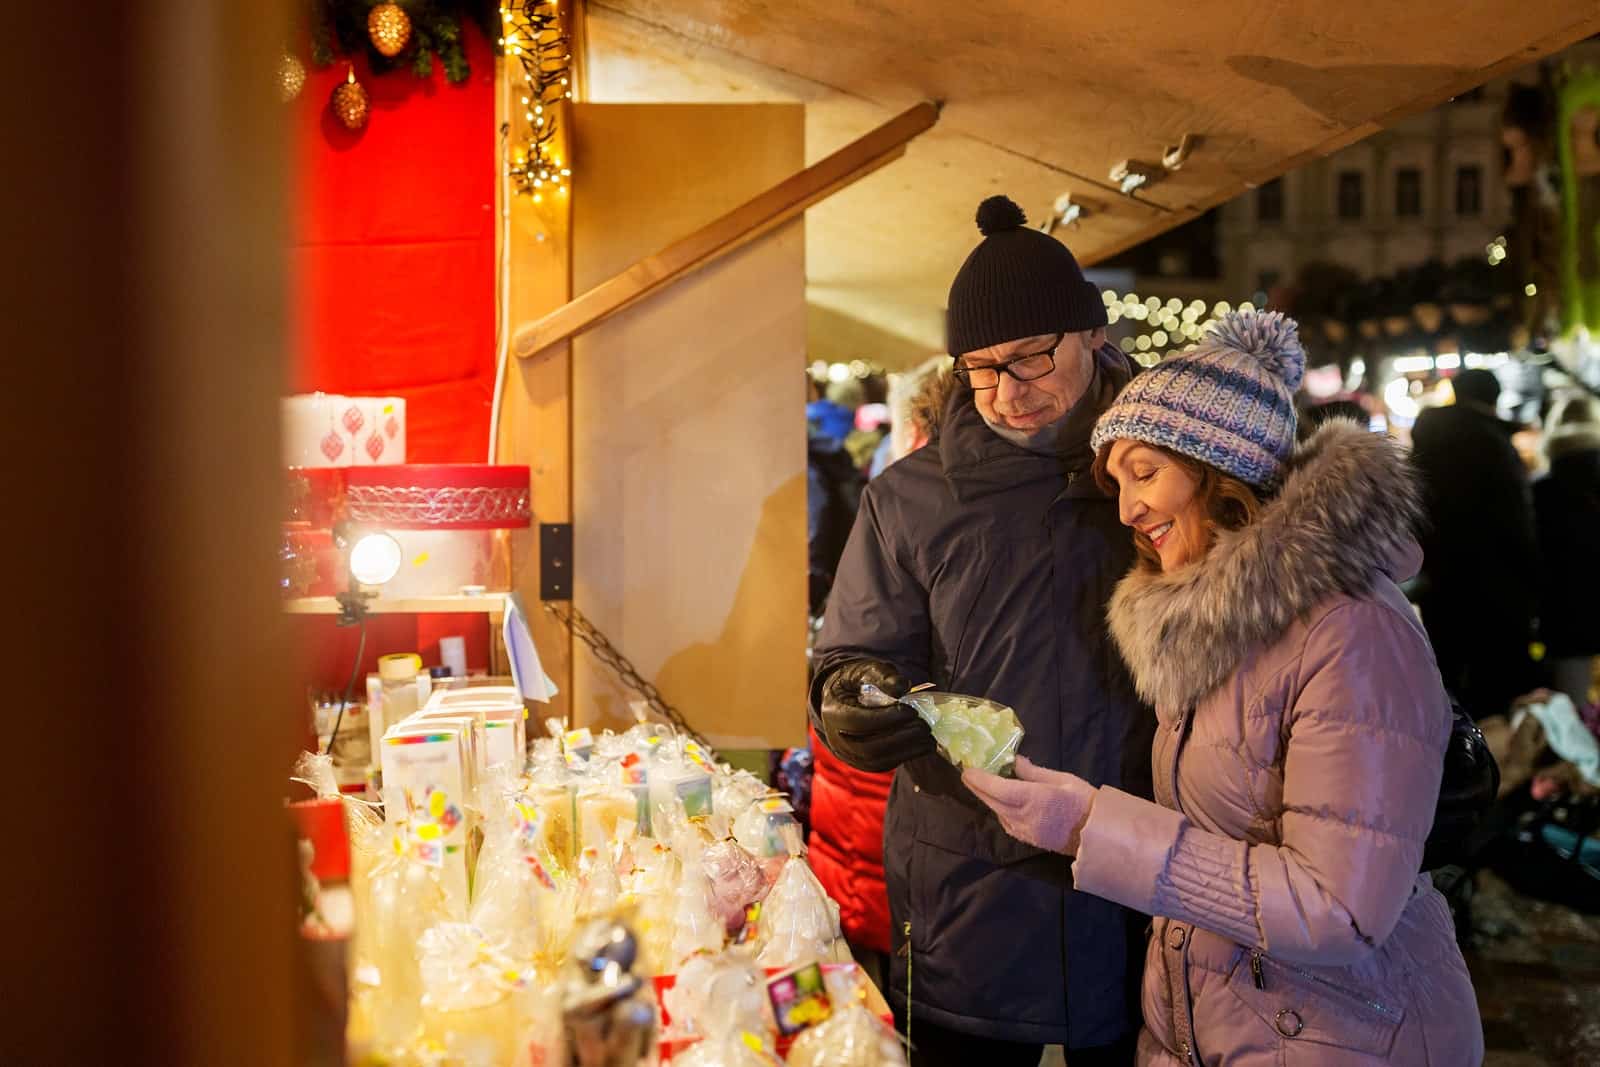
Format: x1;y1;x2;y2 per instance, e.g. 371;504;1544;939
1525;283;1537;296
349;533;402;586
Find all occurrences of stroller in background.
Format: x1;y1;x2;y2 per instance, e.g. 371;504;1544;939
1439;690;1600;935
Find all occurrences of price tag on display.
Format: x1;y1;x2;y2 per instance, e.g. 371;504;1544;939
619;753;648;785
563;727;595;762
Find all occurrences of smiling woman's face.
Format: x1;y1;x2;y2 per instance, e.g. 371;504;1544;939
1103;440;1207;572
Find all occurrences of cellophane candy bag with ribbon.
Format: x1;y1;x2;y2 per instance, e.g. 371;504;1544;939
665;952;779;1061
416;922;522;1066
668;864;726;969
901;691;1024;776
468;806;545;963
754;858;848;969
622;841;680;975
364;829;451;1052
703;838;770;937
785;966;906;1067
576;845;623;919
716;769;770;823
732;795;803;889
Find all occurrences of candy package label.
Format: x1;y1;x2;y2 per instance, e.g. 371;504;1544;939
766;961;832;1036
563;727;595;762
381;726;472;916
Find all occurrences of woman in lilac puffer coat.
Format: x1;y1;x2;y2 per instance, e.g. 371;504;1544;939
965;312;1482;1065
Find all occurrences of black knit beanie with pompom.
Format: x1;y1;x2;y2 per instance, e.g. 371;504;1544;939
945;195;1108;356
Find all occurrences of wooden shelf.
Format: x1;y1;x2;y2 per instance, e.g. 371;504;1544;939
282;593;509;616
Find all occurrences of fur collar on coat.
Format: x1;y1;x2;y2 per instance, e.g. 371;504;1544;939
1107;419;1422;712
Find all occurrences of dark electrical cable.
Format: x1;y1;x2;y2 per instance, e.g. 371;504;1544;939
324;616;368;758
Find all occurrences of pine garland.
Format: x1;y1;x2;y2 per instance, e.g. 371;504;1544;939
306;0;496;84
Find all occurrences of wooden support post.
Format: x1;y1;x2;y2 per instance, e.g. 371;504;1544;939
495;49;575;724
513;100;939;360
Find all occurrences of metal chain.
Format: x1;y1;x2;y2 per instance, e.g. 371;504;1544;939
543;601;712;751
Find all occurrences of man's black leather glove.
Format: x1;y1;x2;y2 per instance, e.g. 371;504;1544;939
819;658;936;773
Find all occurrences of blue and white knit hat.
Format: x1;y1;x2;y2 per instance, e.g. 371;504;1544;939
1090;310;1305;490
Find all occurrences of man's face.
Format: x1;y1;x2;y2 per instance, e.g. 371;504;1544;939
958;328;1103;433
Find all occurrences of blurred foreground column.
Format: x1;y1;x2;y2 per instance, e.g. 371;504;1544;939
3;3;302;1065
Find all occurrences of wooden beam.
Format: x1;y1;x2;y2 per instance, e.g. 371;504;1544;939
514;99;939;359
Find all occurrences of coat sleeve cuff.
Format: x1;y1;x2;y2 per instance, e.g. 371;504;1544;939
1153;825;1261;947
1071;786;1184;914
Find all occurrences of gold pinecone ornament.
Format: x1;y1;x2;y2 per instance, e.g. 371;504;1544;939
331;67;370;130
277;50;307;102
367;2;412;57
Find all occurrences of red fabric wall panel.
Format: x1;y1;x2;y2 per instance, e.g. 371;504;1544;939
289;24;496;465
289;25;497;686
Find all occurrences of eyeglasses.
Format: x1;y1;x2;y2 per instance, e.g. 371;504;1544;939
952;334;1065;390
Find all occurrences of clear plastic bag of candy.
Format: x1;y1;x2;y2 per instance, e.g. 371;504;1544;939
793;965;906;1066
733;795;802;890
576;846;623;919
716;769;771;821
468;814;545;962
364;831;452;1051
901;689;1023;776
665;863;724;968
417;922;521;1066
662;952;775;1048
754;858;847;969
522;780;577;872
733;796;802;859
623;841;681;974
577;784;640;855
703;838;770;936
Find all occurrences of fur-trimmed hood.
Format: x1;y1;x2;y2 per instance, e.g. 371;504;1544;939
1107;419;1422;711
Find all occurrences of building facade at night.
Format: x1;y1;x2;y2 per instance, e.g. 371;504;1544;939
1219;88;1511;302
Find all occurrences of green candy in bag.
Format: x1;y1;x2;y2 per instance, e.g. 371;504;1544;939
861;683;1024;776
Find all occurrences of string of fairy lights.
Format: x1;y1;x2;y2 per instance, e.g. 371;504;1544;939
1104;290;1261;365
497;0;573;200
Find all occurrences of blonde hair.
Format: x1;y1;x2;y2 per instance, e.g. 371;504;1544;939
887;355;952;460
